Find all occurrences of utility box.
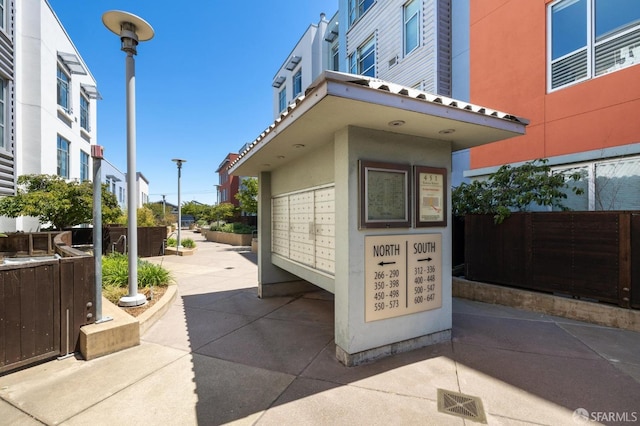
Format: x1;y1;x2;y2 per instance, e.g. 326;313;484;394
229;71;527;365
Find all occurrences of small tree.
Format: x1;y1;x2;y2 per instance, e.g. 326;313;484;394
181;201;213;222
235;177;258;215
144;202;176;226
208;202;236;225
0;174;122;229
453;159;585;224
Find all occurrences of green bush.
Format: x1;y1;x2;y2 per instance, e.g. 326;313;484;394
166;237;195;248
219;222;255;234
181;238;196;248
102;252;172;288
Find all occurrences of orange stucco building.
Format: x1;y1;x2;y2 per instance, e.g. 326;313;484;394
467;0;640;210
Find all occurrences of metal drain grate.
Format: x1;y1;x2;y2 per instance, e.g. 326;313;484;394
437;389;487;424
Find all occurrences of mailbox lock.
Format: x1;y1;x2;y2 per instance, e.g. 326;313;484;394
86;302;93;308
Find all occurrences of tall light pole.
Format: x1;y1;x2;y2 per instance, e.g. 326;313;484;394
172;159;186;252
103;10;154;307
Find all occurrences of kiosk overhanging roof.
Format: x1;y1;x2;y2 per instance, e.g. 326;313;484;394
229;71;528;176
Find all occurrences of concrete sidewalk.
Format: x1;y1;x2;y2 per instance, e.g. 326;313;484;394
1;230;639;425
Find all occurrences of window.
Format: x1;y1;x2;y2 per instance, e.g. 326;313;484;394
553;156;640;211
119;187;125;203
348;0;374;26
0;79;5;150
80;93;89;131
278;87;287;112
331;44;340;71
0;0;5;32
292;70;302;98
57;66;70;111
80;150;89;181
349;36;376;77
404;0;420;55
57;135;69;178
549;0;640;90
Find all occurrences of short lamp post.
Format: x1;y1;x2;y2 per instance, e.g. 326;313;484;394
103;10;154;307
172;159;186;252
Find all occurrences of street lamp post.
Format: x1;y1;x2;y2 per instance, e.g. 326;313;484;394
172;159;186;252
103;10;154;307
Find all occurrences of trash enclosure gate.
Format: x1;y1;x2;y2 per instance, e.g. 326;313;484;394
0;235;95;375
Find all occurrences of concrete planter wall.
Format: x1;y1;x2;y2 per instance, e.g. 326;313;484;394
204;230;252;246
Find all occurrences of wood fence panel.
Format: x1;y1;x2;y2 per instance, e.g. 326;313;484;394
632;214;640;309
531;214;575;293
465;212;636;309
465;214;528;286
19;268;36;361
0;274;4;367
60;257;95;353
1;271;21;366
572;213;620;303
99;227;166;257
33;264;59;358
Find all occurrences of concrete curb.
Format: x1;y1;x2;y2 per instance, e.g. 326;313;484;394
79;284;177;360
453;277;640;332
138;284;178;336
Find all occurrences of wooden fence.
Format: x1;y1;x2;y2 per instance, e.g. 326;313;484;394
464;212;638;309
0;232;95;375
72;226;168;257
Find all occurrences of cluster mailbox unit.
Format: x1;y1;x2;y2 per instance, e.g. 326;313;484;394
229;71;527;365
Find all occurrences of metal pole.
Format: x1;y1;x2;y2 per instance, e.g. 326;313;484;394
177;163;182;250
92;153;103;321
121;50;145;306
102;11;152;308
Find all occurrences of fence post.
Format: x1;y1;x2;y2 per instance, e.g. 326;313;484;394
619;212;631;308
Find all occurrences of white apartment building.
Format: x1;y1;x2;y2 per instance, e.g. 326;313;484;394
271;0;473;185
0;0;100;231
136;172;149;208
272;0;455;119
0;1;152;231
340;0;452;94
272;13;337;117
102;159;126;210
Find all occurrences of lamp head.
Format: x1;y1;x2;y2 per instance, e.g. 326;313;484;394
172;158;187;168
102;10;154;55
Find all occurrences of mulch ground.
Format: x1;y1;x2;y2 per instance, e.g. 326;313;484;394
119;286;168;317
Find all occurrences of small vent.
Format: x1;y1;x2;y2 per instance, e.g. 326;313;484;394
437;389;487;423
388;55;398;68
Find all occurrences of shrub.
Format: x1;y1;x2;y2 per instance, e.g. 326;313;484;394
102;252;172;289
452;158;585;224
181;238;196;248
220;222;255;234
166;237;195;248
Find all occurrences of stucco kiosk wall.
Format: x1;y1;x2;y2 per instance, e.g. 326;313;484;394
334;125;453;355
271;143;334;194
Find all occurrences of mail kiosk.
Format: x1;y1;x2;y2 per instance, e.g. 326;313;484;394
229;71;527;365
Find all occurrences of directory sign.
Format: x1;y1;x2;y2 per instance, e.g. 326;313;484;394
364;234;442;322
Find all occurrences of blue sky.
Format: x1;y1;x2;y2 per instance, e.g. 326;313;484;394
47;1;338;205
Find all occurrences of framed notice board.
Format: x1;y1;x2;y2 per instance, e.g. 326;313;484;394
414;166;446;227
359;160;411;228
